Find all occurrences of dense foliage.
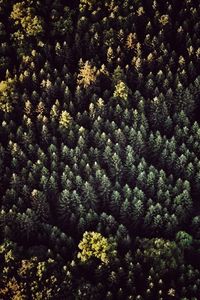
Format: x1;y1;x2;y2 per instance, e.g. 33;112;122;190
0;0;200;298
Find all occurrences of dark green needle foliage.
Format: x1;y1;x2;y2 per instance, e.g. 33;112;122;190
0;0;200;298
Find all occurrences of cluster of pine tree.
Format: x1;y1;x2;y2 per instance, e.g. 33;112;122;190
0;0;200;299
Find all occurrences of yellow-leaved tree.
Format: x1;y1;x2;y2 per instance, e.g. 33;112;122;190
77;60;97;88
113;81;129;100
10;1;43;39
78;231;116;264
0;77;17;112
59;111;72;128
79;0;96;11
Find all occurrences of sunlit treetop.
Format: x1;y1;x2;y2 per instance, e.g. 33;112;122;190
78;231;117;264
0;77;17;113
10;1;43;38
79;0;96;11
59;111;72;128
77;60;97;88
113;81;129;100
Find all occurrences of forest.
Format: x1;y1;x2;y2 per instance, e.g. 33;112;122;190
0;0;200;299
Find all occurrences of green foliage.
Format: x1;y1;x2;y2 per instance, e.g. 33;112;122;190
51;6;73;37
78;231;117;264
176;231;193;249
0;0;200;298
138;238;183;274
